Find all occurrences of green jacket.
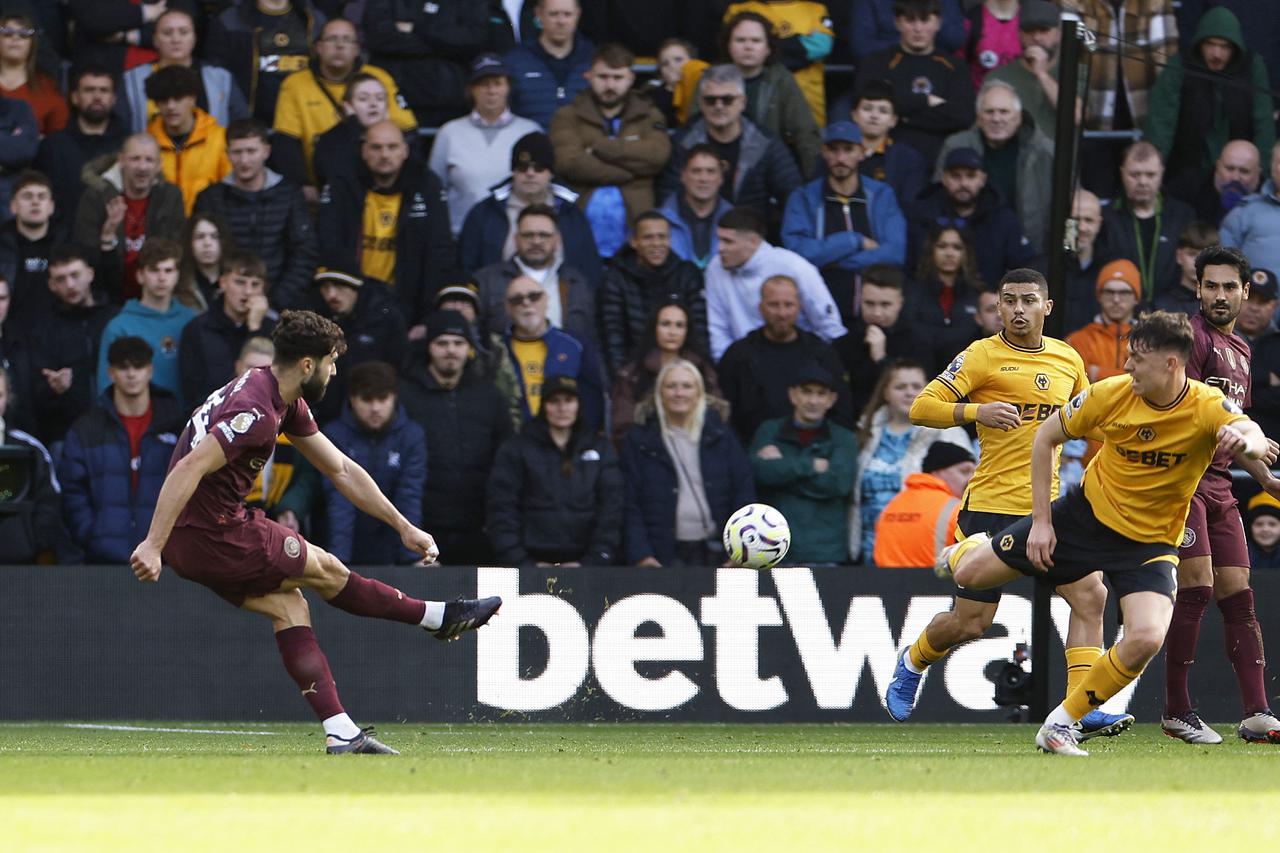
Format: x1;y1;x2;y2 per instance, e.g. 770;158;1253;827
749;416;858;564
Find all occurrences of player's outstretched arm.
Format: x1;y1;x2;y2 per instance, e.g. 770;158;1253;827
130;434;228;582
1219;419;1268;462
1026;413;1068;570
290;430;439;564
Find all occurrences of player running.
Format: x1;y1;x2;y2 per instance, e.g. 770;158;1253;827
938;311;1268;755
884;269;1131;740
1162;246;1280;745
129;311;501;755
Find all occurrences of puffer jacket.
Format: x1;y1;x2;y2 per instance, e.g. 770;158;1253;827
486;418;623;566
147;108;231;215
0;426;60;564
503;35;595;129
908;181;1035;292
598;246;708;376
658;117;803;221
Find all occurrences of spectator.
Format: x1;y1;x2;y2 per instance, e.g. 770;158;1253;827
872;439;975;568
504;0;594;130
657;143;733;270
322;360;425;565
474;204;596;345
0;363;58;563
0;12;66;136
65;0;177;79
832;263;926;419
0;91;36;218
430;54;541;237
1181;139;1262;227
849;79;927;211
973;287;1002;335
501;274;604;430
1221;141;1280;275
612;301;724;446
1145;7;1273;204
690;11;821;178
363;0;507;128
1246;492;1280;572
912;225;983;374
194;119;317;311
1067;259;1140;383
96;239;196;404
433;278;521;408
936;79;1055;253
310;73;423;193
1063;188;1107;335
1247;270;1280;439
722;0;834;128
909;146;1033;293
1236;267;1278;344
488;373;622;566
316;120;452;336
310;265;408;425
550;43;671;258
718;274;852;443
960;0;1021;91
29;245;119;444
458;131;601;286
621;358;754;566
58;336;184;564
35;68;128;219
177;210;234;311
600;211;707;377
399;309;514;564
119;8;248;135
145;65;230;215
749;362;857;565
782;120;907;328
705;206;845;360
849;0;965;63
985;0;1062;140
205;0;326;124
849;358;969;562
852;0;974;165
646;37;707;128
0;275;33;433
0;170;65;332
1099;141;1196;301
178;250;276;406
659;64;803;234
68;167;159;314
272;17;417;188
1155;220;1219;316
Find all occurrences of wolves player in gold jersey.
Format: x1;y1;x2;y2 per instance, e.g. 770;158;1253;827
884;269;1130;739
940;311;1268;755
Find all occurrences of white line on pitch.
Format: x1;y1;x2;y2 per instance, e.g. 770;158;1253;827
60;723;281;736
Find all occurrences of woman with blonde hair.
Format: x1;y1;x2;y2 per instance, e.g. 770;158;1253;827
620;358;754;567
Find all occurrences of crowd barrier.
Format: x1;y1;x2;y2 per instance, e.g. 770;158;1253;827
4;565;1275;723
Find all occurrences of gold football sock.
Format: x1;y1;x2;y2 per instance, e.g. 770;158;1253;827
908;631;948;671
945;532;990;575
1063;647;1142;721
1064;646;1104;697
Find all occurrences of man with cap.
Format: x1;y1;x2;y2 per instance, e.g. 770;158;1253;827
1247;271;1280;478
748;361;858;565
310;263;408;425
908;145;1035;290
435;276;520;414
458;130;602;286
782;120;907;329
985;0;1062;141
430;54;541;238
1236;267;1278;342
1067;259;1141;383
399;308;515;565
873;441;976;569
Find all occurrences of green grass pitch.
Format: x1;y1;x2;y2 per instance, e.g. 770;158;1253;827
3;722;1279;852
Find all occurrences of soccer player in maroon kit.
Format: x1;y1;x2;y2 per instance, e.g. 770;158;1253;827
129;311;501;755
1163;245;1280;745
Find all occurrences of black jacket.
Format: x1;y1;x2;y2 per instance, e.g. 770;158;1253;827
34;113;129;220
29;299;118;444
0;426;60;564
310;115;422;189
833;315;931;419
911;273;983;375
194;172;318;311
204;0;326;122
400;362;514;535
313;282;408;424
178;299;278;408
316;161;453;327
67;0;198;76
0;218;68;333
1099;194;1196;301
1247;327;1280;441
598;247;708;376
908;181;1036;293
474;256;597;346
852;46;974;165
486;419;623;566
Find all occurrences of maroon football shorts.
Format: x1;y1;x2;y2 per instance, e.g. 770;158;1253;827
1178;486;1249;569
163;508;310;606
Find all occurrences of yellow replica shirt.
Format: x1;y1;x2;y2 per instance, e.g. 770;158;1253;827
725;0;833;126
360;191;401;283
1059;375;1248;546
510;338;548;415
921;333;1088;515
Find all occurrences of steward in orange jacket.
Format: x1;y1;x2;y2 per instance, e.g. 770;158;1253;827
873;441;974;568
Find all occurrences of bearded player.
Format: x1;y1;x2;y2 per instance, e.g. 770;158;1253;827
129;311;501;755
1161;246;1280;745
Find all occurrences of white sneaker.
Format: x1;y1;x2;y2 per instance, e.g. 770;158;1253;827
935;532;990;580
1035;722;1088;756
1238;711;1280;744
1161;710;1224;744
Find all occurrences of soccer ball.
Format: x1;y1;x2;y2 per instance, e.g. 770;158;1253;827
722;503;791;570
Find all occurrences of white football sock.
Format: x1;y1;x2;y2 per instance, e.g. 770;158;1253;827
420;600;446;631
1045;703;1077;728
323;712;361;740
902;654;925;675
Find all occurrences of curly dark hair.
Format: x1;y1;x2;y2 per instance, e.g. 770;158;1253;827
1129;310;1194;361
272;310;347;364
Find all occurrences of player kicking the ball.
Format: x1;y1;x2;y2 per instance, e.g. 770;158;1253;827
130;311;501;755
938;311;1268;755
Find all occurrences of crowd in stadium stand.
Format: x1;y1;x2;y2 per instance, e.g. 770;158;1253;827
0;0;1279;568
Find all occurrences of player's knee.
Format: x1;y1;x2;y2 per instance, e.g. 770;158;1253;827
1120;625;1165;664
953;562;981;589
1066;578;1107;621
1214;568;1251;599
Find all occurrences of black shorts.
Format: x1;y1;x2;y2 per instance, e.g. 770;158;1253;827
954;508;1022;605
991;486;1179;600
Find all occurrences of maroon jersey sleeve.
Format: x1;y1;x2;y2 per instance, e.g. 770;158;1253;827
1187;316;1210;383
281;398;319;438
208;406;278;464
